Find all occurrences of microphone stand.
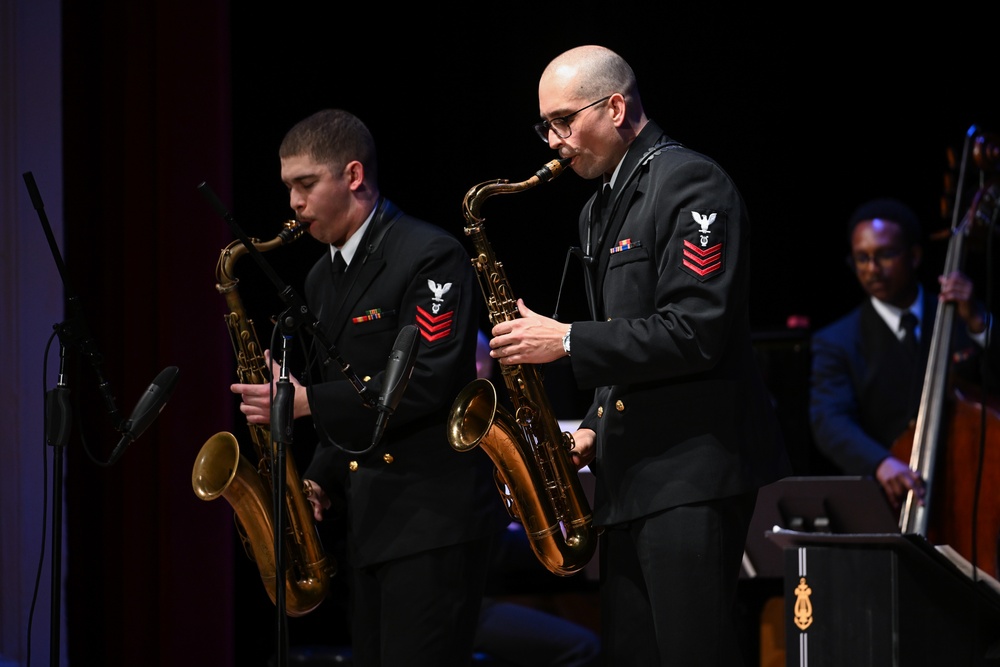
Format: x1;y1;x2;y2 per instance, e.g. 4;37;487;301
270;332;294;667
197;182;375;666
23;171;134;667
45;345;71;667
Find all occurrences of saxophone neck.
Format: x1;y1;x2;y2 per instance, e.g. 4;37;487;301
215;220;308;292
463;157;572;226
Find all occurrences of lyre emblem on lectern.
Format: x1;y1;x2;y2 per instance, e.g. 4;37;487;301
793;577;814;630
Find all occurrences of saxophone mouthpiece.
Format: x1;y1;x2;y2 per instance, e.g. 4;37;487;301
537;157;573;182
276;219;311;244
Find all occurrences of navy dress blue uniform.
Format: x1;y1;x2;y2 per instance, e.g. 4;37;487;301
569;120;792;665
302;197;509;666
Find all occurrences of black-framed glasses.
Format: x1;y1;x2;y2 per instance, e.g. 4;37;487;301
533;96;611;143
846;246;906;270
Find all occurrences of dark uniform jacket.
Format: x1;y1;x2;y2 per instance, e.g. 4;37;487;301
571;121;791;527
302;197;507;568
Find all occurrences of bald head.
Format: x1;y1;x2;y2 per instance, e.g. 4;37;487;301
540;45;643;121
536;45;649;179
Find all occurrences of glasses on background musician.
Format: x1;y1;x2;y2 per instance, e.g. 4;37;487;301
231;108;508;666
810;197;997;510
487;44;791;666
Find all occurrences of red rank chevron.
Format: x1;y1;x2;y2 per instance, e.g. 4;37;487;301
681;239;722;276
416;305;454;342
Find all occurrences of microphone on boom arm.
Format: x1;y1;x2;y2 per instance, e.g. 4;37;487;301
371;325;419;447
107;366;180;465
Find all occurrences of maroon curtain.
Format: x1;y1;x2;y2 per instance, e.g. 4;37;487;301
62;2;236;665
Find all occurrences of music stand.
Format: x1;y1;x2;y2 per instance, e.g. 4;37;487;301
742;476;899;579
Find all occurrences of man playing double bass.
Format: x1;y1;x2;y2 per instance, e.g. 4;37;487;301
809;197;998;515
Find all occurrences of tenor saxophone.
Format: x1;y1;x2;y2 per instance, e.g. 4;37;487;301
446;158;597;576
191;220;335;616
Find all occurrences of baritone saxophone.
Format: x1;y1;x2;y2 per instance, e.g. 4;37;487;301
191;220;335;616
446;157;597;576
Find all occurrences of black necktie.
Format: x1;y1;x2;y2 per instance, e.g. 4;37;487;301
592;184;612;249
599;184;612;223
331;251;347;291
899;311;919;354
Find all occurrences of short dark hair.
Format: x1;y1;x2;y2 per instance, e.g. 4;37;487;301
279;109;378;183
846;197;922;246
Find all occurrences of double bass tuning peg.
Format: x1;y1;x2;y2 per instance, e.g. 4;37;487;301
973;131;1000;172
967;178;1000;239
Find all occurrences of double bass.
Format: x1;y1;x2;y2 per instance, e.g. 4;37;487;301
892;131;1000;578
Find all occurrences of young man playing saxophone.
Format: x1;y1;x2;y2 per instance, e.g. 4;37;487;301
232;109;507;666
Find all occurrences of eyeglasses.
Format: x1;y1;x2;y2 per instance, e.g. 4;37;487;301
847;246;906;269
533;96;611;143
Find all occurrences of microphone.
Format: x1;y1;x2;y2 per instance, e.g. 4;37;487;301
371;325;419;447
108;366;180;465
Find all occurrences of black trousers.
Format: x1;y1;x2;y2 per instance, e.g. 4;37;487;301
350;534;494;667
600;491;757;666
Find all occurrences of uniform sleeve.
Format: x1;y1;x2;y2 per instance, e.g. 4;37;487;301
809;332;891;475
392;233;480;423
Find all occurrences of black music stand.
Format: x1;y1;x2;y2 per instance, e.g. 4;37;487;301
741;476;899;579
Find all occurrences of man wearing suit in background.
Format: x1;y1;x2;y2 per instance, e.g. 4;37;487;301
810;197;997;511
232;109;508;666
487;45;791;666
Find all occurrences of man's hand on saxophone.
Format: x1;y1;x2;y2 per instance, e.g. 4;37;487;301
490;299;571;366
230;349;311;425
486;298;596;471
303;480;332;521
229;350;331;522
569;429;597;470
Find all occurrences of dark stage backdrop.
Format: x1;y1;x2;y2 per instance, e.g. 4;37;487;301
60;2;236;665
59;3;1000;666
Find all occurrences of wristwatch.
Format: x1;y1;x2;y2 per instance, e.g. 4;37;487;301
562;325;572;356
